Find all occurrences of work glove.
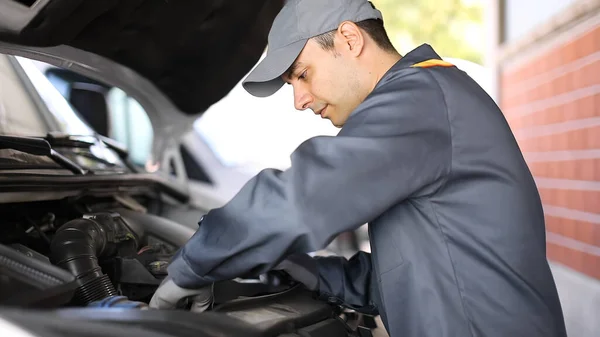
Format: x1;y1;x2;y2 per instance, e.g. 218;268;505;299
149;276;213;313
272;253;319;291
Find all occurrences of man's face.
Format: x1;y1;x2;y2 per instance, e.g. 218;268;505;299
282;39;364;128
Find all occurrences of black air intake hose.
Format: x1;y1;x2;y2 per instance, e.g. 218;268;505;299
50;213;142;305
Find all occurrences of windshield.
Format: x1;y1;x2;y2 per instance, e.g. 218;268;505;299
0;54;128;175
0;55;47;137
14;56;95;137
13;56;155;169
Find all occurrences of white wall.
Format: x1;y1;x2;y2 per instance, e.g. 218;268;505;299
503;0;579;42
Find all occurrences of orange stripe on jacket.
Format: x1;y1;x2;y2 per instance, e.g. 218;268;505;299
411;59;455;68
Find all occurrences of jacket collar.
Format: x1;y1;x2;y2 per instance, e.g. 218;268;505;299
393;43;444;70
370;43;445;92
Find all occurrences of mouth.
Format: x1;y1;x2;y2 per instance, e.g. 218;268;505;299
315;105;328;118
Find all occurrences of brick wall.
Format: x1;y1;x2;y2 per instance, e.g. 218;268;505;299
500;24;600;280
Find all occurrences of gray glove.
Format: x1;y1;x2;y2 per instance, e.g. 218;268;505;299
149;276;213;312
273;253;319;291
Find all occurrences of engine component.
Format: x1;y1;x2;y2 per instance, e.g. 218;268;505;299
115;208;195;247
87;295;148;310
134;244;171;277
148;260;169;275
49;212;142;305
118;258;163;285
0;243;77;307
8;243;50;264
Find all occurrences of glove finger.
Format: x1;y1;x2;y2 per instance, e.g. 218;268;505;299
149;291;178;309
149;279;197;309
190;284;214;313
190;297;212;313
150;279;214;310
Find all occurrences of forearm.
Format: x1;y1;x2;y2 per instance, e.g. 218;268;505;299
167;168;321;288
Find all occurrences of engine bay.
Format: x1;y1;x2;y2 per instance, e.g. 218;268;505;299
0;197;371;337
0;198;180;307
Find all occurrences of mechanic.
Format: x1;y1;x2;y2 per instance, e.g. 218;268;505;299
150;0;567;336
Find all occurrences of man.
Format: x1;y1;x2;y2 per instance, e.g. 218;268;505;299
150;0;568;336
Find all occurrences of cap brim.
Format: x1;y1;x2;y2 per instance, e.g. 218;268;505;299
242;39;307;97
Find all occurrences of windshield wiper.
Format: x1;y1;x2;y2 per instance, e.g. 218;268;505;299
0;135;86;175
46;132;137;172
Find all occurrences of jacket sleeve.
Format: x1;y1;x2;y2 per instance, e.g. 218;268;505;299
313;252;380;315
167;69;451;290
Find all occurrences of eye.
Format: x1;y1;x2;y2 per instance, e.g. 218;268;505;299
298;70;307;80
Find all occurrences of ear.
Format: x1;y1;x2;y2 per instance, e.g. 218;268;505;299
336;21;364;57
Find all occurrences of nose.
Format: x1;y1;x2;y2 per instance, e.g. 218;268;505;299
293;84;313;111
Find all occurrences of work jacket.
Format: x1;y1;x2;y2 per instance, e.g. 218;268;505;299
168;44;567;337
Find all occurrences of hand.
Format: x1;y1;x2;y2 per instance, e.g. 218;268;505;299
149;276;213;313
272;253;319;291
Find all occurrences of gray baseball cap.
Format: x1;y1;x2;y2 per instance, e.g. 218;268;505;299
242;0;383;97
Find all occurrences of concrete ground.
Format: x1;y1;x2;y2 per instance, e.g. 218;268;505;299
550;262;600;337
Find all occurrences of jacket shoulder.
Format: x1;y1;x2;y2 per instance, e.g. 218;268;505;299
342;66;449;138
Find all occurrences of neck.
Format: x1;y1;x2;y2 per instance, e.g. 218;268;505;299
368;51;402;92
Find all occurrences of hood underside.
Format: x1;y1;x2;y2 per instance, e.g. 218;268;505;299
0;0;283;115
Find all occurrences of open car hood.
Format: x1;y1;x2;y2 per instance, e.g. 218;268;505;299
0;0;282;117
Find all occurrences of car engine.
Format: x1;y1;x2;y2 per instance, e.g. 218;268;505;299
1;199;183;307
0;198;372;337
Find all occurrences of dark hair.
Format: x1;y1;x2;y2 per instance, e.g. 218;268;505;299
312;19;397;54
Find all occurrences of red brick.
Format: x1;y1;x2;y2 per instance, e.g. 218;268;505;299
546;241;559;260
517;70;529;83
503;61;600;126
505;26;600;87
541;81;553;101
594;26;600;50
580;95;596;117
512;65;527;83
576;220;595;246
501;92;516;111
581;158;595;181
549;50;563;69
582;253;600;279
572;65;584;89
546;216;566;238
564;72;575;93
569;244;584;271
564;100;579;121
547;242;563;262
583;61;599;86
577;127;588;148
539;188;600;214
518;125;600;151
564;40;578;63
578;29;597;58
511;94;598;129
554;74;567;97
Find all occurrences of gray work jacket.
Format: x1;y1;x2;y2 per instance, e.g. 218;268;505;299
168;44;567;337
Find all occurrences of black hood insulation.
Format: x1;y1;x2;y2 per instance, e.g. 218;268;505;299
1;0;284;115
